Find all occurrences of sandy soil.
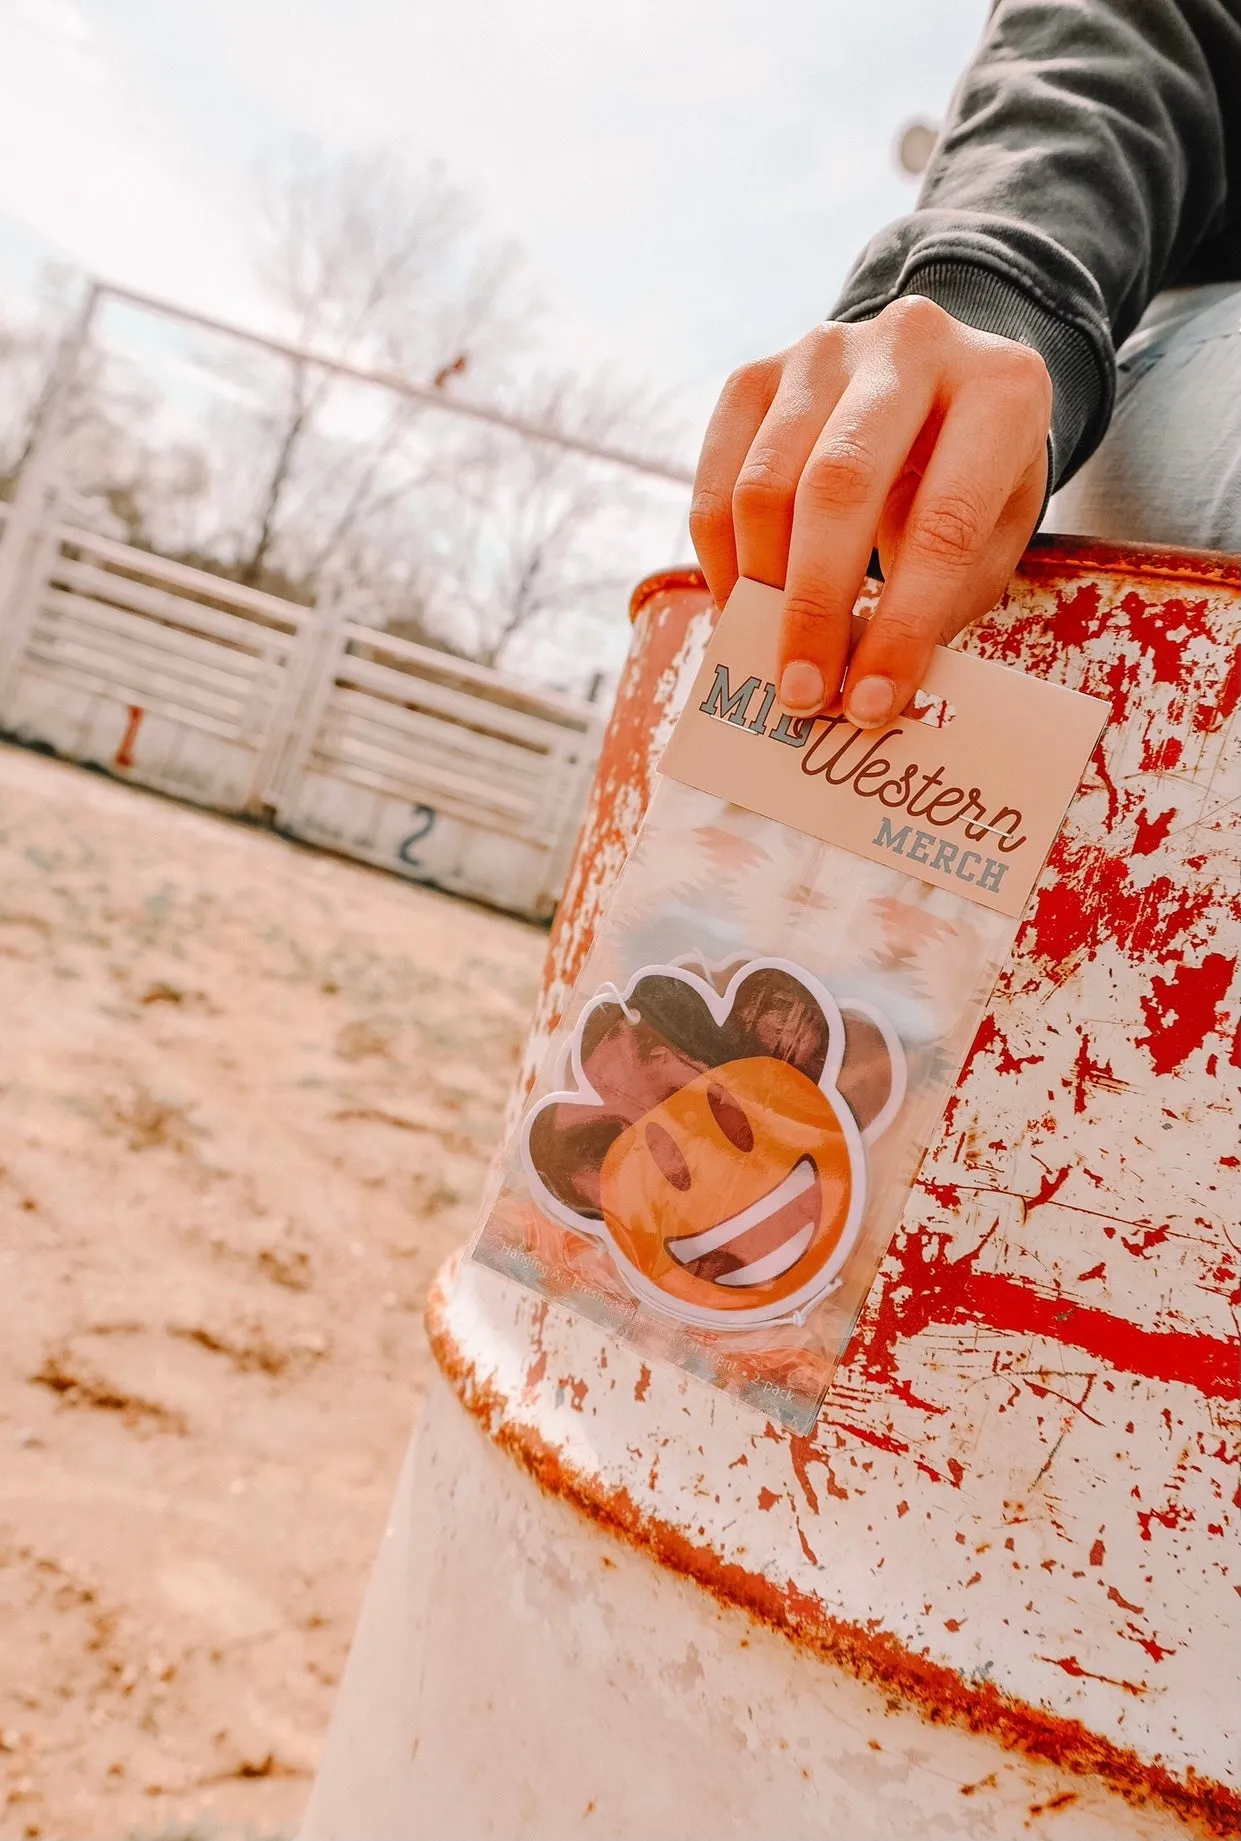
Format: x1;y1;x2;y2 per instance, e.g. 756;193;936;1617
0;742;546;1839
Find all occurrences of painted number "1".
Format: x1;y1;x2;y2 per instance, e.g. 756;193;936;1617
397;804;437;869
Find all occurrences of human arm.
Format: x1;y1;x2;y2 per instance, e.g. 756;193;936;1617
690;0;1241;726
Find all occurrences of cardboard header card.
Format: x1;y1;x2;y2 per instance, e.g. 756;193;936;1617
659;578;1109;920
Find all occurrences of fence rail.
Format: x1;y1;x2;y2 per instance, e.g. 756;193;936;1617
0;501;601;920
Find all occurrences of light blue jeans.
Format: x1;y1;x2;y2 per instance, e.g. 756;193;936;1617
1048;283;1241;552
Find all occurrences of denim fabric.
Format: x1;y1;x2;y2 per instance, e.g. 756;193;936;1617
1047;284;1241;551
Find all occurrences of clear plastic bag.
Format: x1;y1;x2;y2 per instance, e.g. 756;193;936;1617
469;579;1105;1430
470;778;1014;1430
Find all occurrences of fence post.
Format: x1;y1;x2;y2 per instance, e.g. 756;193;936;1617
0;516;62;730
251;590;348;820
0;285;100;718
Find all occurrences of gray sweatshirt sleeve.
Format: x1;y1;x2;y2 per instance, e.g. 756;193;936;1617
832;0;1241;488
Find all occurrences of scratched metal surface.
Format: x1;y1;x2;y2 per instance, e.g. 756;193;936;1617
440;540;1240;1833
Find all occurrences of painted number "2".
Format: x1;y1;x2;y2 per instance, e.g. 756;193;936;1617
397;804;437;869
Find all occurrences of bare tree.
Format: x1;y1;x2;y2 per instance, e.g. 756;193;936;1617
217;143;529;591
432;368;685;673
199;136;690;671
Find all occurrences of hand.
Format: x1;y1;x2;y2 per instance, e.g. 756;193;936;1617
689;296;1052;726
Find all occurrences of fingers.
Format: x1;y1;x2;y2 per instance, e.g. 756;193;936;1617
776;365;937;714
689;299;1054;724
841;380;1048;726
689;358;781;608
731;345;848;588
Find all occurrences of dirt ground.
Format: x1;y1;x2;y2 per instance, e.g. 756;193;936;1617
0;742;547;1840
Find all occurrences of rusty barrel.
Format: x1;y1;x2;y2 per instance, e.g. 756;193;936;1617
302;543;1239;1841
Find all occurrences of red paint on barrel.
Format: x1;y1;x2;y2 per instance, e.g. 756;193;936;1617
1027;1166;1072;1212
1028;581;1105;655
1132;807;1176;856
959;1274;1237;1401
1202;643;1241;730
966;1014;1043;1078
1040;1656;1146;1697
1020;840;1223;973
1142;733;1183;774
787;1433;849;1515
1070;1032;1123;1114
1136;953;1238;1076
919;1178;963;1210
852;1226;1239;1404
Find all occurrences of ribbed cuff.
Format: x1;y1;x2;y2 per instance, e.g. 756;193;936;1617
838;258;1107;496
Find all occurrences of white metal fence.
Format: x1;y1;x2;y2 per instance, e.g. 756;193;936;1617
0;501;602;920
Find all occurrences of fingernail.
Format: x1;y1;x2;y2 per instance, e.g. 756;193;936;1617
778;660;826;713
846;675;896;727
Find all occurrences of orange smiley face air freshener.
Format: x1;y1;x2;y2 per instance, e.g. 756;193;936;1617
522;958;905;1330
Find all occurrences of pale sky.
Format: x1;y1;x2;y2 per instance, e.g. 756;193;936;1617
0;0;990;443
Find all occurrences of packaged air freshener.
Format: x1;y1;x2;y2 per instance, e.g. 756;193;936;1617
470;578;1107;1431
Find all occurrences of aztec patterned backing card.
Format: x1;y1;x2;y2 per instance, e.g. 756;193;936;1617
470;580;1107;1430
